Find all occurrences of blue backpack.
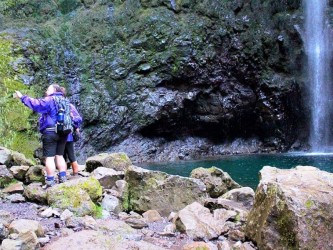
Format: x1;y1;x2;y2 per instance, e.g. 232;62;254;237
53;96;73;135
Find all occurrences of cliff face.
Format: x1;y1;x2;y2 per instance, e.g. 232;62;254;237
0;0;311;162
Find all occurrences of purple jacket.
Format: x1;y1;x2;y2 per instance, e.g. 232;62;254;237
67;104;83;142
20;92;64;133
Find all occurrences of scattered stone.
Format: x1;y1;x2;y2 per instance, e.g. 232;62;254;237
175;202;225;240
228;229;245;242
124;218;148;229
182;242;211;250
0;223;9;241
143;210;163;223
97;219;136;235
18;231;38;250
190;167;241;198
221;187;255;210
38;235;50;246
23;183;47;204
0;165;14;188
6;193;26;203
60;209;73;221
92;167;124;189
82;216;97;230
0;210;14;225
25;165;44;184
0;147;12;166
1;238;22;250
40;207;60;218
101;194;121;214
118;212;130;221
65;217;84;229
246;166;333;250
217;240;232;250
168;212;177;222
60;228;74;237
124;165;207;216
86;152;132;172
9;166;30;181
9;219;44;237
158;224;176;237
3;182;24;194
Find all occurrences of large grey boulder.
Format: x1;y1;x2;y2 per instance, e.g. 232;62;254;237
91;167;124;189
190;167;241;198
86;152;132;172
124;166;208;216
174;202;225;240
0;147;34;167
245;166;333;250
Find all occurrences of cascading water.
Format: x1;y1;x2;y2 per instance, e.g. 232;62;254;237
304;0;333;152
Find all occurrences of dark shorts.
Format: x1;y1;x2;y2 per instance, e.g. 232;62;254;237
64;141;76;163
42;132;67;157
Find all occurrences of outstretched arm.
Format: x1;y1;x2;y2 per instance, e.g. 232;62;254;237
15;91;52;113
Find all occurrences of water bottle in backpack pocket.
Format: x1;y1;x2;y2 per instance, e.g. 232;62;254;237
54;96;73;135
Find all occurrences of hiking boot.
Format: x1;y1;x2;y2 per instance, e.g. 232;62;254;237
43;179;55;189
58;175;67;183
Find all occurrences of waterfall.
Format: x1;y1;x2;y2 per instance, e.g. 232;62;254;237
304;0;333;151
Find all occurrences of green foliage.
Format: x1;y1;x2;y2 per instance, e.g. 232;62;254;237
0;35;39;159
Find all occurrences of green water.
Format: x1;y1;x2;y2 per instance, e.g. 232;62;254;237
142;153;333;190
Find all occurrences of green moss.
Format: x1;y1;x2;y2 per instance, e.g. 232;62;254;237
93;204;103;219
305;199;314;209
0;35;39;159
77;177;103;202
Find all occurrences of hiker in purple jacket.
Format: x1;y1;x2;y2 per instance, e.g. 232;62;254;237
14;84;68;187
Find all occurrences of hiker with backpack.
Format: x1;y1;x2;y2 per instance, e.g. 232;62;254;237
14;84;72;187
59;87;83;177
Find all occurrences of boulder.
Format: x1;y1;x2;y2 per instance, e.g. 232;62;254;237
142;210;163;223
91;167;124;189
124;166;207;216
190;167;241;198
0;147;12;166
101;194;121;214
221;187;255;210
3;182;24;194
174;202;225;240
0;165;14;188
47;177;102;216
245;166;333;250
86;152;132;172
9;165;30;181
23;183;47;204
25;165;44;184
0;223;9;241
43;230;168;250
8;219;44;237
182;242;211;250
10;151;35;167
1;239;22;249
18;231;39;250
0;210;14;226
6;193;26;203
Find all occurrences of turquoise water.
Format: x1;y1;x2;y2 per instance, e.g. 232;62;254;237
141;153;333;190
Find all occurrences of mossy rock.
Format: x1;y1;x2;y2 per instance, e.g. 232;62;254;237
25;165;44;184
23;182;47;204
190;167;241;198
86;152;132;172
46;177;102;216
0;165;14;188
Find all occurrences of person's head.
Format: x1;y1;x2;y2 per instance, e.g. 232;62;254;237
45;84;65;96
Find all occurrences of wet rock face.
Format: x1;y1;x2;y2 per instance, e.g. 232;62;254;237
1;0;309;162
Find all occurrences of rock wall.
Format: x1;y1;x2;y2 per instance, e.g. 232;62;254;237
0;0;320;162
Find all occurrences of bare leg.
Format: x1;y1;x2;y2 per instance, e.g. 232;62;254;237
45;156;56;176
55;155;67;172
71;161;79;174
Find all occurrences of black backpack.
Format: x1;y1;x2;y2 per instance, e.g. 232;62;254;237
53;96;73;135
